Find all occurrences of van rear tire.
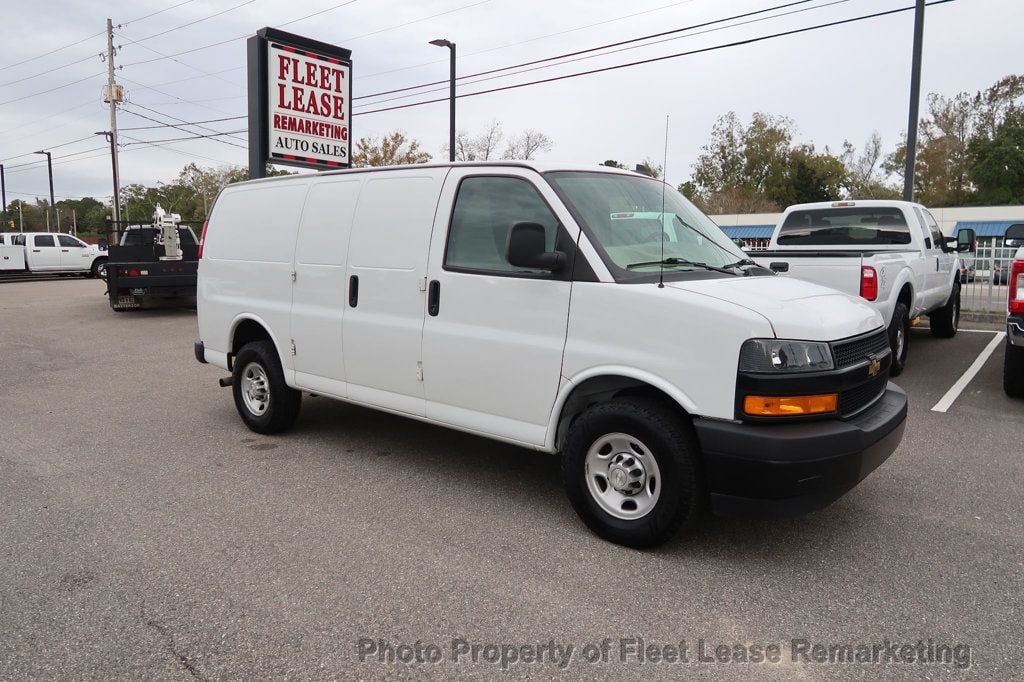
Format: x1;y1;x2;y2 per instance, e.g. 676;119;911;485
561;397;703;549
232;340;301;434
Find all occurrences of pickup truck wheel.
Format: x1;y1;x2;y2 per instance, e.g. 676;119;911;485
91;258;107;279
929;284;960;338
232;340;301;434
561;397;702;548
888;302;910;376
1005;342;1024;398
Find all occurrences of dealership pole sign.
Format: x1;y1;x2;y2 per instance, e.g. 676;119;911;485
247;27;352;178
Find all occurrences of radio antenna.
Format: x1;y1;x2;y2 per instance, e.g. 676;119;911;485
658;114;669;289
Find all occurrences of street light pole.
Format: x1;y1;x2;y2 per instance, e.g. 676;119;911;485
902;0;926;201
33;150;55;232
430;38;456;162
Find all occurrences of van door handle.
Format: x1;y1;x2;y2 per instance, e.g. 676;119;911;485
61;249;69;252
32;249;41;252
769;262;789;272
427;280;440;316
348;275;359;307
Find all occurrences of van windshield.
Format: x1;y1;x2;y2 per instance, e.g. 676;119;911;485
777;207;912;245
546;171;746;278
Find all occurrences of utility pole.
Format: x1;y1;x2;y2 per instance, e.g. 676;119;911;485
902;0;926;201
0;163;7;223
19;202;23;232
73;209;78;236
105;18;122;225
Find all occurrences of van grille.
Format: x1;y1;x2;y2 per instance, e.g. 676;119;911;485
832;329;890;369
838;373;888;416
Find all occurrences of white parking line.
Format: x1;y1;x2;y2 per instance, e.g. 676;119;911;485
930;332;1006;413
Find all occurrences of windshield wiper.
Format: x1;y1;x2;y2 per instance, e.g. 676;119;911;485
722;258;759;268
626;257;737;275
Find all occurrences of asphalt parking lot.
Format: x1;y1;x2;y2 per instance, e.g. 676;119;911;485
1;279;1021;679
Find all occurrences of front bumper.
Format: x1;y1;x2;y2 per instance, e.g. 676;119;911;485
693;384;907;518
1008;315;1024;348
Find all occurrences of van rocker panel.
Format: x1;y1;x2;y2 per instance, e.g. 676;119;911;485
693;384;907;518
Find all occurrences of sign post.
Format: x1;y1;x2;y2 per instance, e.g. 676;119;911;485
247;27;352;179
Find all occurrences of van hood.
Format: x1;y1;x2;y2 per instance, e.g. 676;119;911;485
666;275;883;341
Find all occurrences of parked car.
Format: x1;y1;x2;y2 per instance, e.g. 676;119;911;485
992;262;1009;285
752;200;974;376
195;162;908;548
1003;224;1024;397
959;259;976;283
0;232;107;277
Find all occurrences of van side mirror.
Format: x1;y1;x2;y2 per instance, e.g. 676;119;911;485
1006;223;1024;248
506;222;566;271
956;228;976;253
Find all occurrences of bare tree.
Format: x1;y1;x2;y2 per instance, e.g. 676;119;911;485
503;129;554;160
445;120;505;161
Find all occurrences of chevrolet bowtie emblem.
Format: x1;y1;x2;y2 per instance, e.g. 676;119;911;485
867;356;881;378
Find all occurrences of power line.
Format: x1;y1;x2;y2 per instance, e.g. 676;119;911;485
3;145;111;173
121;130;248;146
354;0;852;109
120;115;246;131
126;0;257;44
353;0;956;117
0;71;105;109
120;105;248;148
0;54;101;90
0;0;199;73
2;135;99;162
353;0;823;103
114;30;243;91
120;0;478;68
119;133;240;166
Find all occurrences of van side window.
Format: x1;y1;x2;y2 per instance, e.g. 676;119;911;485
34;235;55;247
445;176;558;273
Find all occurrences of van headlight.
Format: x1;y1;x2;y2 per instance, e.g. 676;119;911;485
739;339;834;373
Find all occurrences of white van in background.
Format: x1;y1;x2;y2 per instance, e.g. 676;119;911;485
195;162;907;547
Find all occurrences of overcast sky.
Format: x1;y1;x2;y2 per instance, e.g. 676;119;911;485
0;0;1020;205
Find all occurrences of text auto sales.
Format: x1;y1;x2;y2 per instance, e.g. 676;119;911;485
272;53;349;157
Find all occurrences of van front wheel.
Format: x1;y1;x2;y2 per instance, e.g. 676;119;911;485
232;340;301;434
561;398;702;548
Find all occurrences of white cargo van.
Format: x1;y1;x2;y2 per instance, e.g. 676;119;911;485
195;162;907;547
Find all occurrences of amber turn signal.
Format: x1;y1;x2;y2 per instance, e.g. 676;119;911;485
743;393;838;416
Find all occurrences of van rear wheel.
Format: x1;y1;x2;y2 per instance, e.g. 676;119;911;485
232;340;301;434
561;397;702;548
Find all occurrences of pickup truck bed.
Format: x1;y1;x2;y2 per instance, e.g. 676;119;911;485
106;237;199;311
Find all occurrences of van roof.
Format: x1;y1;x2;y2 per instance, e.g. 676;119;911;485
230;161;648;189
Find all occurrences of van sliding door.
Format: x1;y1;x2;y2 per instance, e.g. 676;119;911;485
341;171;446;416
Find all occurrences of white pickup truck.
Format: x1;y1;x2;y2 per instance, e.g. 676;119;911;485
753;200;975;375
0;232;108;278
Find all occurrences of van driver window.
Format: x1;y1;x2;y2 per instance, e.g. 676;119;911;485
445;176;558;273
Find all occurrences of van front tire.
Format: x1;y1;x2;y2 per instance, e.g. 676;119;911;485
232;340;301;434
561;397;702;549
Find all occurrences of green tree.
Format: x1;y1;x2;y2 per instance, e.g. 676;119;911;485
351;130;432;167
601;159;626;169
969;115;1024;204
685;111;847;212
